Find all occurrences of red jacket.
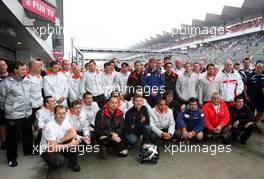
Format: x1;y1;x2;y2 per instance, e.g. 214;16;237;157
202;100;230;130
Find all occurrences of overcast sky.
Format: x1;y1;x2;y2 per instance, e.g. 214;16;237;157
63;0;244;59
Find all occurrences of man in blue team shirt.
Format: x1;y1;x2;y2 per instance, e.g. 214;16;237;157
245;60;264;132
141;58;165;108
176;97;205;141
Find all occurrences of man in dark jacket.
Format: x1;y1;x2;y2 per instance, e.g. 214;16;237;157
163;62;178;93
124;94;151;148
95;96;128;159
228;95;255;144
177;98;205;141
163;90;182;121
127;61;143;99
141;58;165;108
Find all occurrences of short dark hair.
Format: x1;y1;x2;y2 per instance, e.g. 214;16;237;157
184;62;192;67
134;60;141;66
121;62;129;67
164;62;173;68
243;58;250;63
149;58;156;63
85;62;90;67
14;61;26;70
188;97;199;104
162;90;174;100
157;98;166;104
50;61;59;68
35;59;43;62
193;62;200;66
108;95;119;102
164;56;171;61
104;62;111;68
111;58;117;62
234;95;244;102
43;96;53;107
233;62;240;66
89;60;96;65
83;91;93;98
133;94;143;101
54;105;66;113
111;91;119;97
206;63;215;70
70;99;82;109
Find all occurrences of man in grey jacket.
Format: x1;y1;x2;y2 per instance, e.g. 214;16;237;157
2;61;33;167
198;64;222;105
176;62;199;104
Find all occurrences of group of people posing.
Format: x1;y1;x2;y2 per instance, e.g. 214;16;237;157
0;56;263;172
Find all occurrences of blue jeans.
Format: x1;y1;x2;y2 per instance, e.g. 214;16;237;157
126;125;151;146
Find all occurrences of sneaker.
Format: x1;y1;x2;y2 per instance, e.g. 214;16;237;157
68;160;81;172
8;160;18;167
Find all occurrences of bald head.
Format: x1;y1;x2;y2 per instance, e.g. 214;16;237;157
29;60;41;74
175;58;183;69
255;63;263;74
224;59;233;73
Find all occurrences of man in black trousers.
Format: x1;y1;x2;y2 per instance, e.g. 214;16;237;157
2;61;33;167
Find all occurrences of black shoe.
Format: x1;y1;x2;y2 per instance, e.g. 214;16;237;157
254;126;262;134
8;160;18;167
99;147;107;160
240;139;247;145
127;144;133;149
1;142;6;150
68;160;81;172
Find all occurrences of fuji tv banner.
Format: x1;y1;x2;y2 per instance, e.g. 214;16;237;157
22;0;56;22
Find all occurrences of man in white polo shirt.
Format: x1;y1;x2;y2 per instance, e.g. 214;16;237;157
40;105;80;172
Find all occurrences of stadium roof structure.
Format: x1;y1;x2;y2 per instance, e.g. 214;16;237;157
133;0;264;49
187;0;264;27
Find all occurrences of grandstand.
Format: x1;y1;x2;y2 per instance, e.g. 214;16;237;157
117;0;264;64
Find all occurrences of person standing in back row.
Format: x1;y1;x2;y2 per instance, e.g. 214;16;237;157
82;60;106;108
2;61;33;167
220;59;244;108
0;59;9;150
142;58;165;108
44;61;69;107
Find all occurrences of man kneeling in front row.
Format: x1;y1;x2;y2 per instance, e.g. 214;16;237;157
39;105;81;172
176;97;205;142
95;96;128;160
149;99;176;144
228;96;255;144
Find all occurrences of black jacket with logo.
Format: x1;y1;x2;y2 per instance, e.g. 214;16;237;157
124;105;149;134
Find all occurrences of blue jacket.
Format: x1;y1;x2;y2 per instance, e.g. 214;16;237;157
141;68;165;94
176;109;205;133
